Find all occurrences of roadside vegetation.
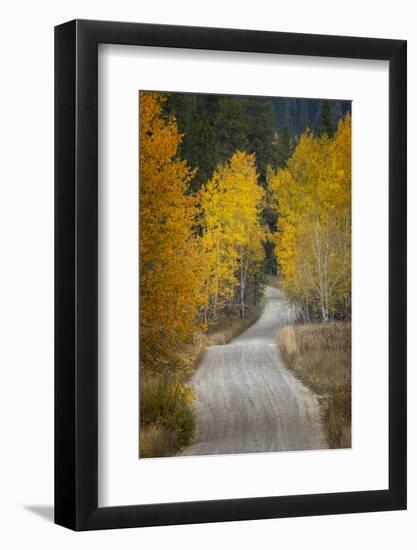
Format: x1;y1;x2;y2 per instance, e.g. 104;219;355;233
278;322;351;448
140;299;265;458
268;114;351;323
273;109;352;450
205;299;265;346
140;369;196;458
139;91;268;458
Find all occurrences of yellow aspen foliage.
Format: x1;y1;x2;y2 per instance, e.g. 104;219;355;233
200;151;265;320
139;92;207;371
269;114;351;321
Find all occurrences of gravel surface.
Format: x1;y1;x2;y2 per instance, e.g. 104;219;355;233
183;286;328;456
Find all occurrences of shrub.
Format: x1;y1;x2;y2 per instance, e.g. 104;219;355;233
140;371;195;457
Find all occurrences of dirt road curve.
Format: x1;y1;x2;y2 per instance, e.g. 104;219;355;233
183;286;328;456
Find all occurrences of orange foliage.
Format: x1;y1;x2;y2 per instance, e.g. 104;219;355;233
139;92;207;371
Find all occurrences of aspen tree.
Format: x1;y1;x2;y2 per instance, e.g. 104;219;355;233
139;92;207;371
270;114;351;321
201;151;265;320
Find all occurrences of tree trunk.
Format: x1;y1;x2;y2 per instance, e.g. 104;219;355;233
239;252;247;318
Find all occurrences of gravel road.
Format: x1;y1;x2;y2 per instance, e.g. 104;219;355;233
182;286;328;456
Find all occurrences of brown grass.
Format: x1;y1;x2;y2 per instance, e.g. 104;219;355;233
139;370;195;458
205;300;265;346
278;322;351;448
140;425;179;458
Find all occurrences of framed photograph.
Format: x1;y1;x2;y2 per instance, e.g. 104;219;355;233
55;20;406;530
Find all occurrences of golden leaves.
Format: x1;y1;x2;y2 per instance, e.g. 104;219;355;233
200;151;265;318
269;114;352;320
140;92;207;371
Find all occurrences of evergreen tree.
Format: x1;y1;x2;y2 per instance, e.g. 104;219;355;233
164;93;219;191
319;99;334;137
243;97;276;184
274;126;293;168
297;99;309;135
214;95;248;160
165;93;348;189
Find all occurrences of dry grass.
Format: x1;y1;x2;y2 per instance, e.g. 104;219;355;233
278;322;351;448
266;274;280;289
140;425;179;458
205;300;265;346
139;370;195;458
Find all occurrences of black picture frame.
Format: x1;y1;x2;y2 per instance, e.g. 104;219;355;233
55;19;407;531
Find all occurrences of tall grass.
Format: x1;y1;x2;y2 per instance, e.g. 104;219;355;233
140;370;195;458
278;322;351;448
